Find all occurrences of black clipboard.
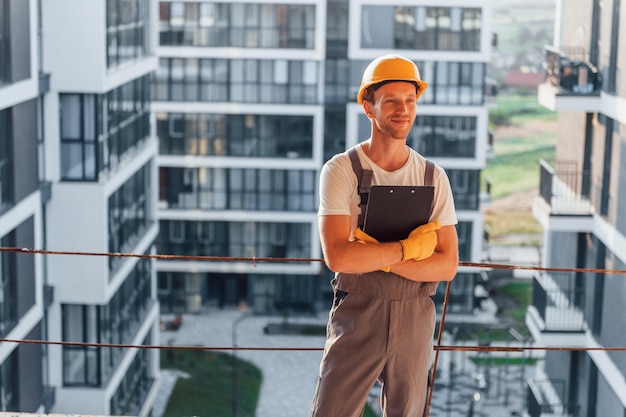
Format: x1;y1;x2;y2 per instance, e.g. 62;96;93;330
363;185;434;242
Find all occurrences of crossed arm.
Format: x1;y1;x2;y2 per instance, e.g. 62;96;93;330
319;214;459;282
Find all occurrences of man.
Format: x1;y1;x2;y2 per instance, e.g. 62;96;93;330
310;54;459;417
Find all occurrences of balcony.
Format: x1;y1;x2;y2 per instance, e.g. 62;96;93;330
527;272;586;334
527;378;581;417
537;159;593;215
535;159;617;228
537;45;601;112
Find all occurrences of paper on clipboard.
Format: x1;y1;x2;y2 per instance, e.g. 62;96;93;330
362;185;434;242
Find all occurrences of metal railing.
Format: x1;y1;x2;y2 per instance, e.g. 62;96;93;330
527;378;580;417
544;45;601;95
538;159;593;216
532;272;585;333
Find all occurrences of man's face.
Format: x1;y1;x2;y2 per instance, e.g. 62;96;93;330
367;81;417;140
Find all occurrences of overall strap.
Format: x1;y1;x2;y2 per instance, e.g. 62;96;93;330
348;147;436;226
424;159;435;186
424;159;435;216
348;147;373;228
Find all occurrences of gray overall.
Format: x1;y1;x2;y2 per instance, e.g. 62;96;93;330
310;149;437;417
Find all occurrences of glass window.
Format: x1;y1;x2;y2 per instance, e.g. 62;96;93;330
0;232;15;336
456;221;473;261
410;115;477;158
62;305;100;386
0;2;11;86
110;333;154;416
423;61;485;105
364;5;481;51
160;165;316;212
62;257;153;387
160;3;314;49
273;60;288;85
60;95;81;139
107;0;151;68
170;2;184;27
108;163;153;272
448;169;479;210
0;351;16;411
158;58;318;104
159;112;314;158
0;109;13;211
152;220;312;259
61;76;150;181
185;58;199;101
199;3;214;27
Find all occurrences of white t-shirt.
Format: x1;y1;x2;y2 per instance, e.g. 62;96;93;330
318;144;458;238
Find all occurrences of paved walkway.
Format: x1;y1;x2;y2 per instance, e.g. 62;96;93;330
152;303;536;417
154;308;328;417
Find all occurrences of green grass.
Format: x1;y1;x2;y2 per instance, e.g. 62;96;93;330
489;95;557;129
469;356;538;366
453;276;534;345
364;404;380;417
160;348;380;417
499;281;533;325
160;349;262;417
483;95;557;199
483;146;555;199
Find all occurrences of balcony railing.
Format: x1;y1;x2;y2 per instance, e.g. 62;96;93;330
538;159;593;215
545;45;601;95
527;378;580;417
532;272;585;333
0;32;10;85
42;386;56;413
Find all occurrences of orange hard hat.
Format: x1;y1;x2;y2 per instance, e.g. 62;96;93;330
357;54;428;104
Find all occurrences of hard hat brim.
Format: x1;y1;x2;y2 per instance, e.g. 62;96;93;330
357;79;428;104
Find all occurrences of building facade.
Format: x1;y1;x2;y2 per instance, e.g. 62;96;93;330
530;0;626;415
0;0;49;411
1;0;161;415
154;0;493;316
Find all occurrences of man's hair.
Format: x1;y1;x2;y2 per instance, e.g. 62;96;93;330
361;81;419;103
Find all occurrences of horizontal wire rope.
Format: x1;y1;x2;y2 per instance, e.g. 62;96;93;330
2;245;625;416
2;338;626;353
1;245;625;354
2;246;626;275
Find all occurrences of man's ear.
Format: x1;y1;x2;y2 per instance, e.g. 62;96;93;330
362;100;374;118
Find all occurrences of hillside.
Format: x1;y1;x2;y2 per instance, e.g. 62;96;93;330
483;97;558;246
491;0;556;82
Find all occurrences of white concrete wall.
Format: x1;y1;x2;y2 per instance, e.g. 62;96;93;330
42;0;158;93
46;182;109;303
42;0;107;92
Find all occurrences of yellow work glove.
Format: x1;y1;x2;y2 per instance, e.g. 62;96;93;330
353;227;391;272
399;220;441;262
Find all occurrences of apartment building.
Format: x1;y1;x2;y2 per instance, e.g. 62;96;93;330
0;0;49;411
530;0;626;415
154;0;492;316
1;0;161;415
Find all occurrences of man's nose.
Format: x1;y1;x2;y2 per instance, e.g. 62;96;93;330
396;102;410;113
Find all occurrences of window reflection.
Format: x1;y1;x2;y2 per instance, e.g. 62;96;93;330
159;167;316;212
107;0;152;68
159;2;315;48
159;220;312;259
153;58;319;104
362;5;481;51
157;112;314;157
